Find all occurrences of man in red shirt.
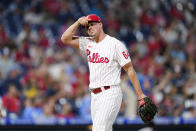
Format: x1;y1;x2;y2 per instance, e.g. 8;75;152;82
2;84;21;116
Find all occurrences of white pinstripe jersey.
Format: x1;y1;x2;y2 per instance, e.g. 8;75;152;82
79;35;131;89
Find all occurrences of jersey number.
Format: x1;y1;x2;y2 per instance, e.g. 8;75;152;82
122;51;129;59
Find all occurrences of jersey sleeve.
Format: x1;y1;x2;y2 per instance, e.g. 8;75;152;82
79;37;90;52
115;41;131;67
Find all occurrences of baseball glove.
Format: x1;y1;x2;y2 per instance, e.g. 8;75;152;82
138;97;157;123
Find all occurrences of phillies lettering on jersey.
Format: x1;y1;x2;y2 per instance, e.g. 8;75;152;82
87;49;109;63
79;35;131;88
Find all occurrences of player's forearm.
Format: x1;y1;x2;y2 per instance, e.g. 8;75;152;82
127;67;145;100
61;21;80;43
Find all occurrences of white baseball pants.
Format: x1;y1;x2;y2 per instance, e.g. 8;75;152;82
91;85;122;131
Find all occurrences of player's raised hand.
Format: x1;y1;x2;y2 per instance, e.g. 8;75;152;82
77;16;88;26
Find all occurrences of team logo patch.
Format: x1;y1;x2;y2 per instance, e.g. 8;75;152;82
122;50;129;59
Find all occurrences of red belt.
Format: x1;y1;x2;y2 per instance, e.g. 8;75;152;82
91;86;110;94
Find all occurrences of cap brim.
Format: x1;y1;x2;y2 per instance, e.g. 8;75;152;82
88;21;100;23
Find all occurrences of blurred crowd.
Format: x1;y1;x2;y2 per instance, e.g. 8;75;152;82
0;0;196;121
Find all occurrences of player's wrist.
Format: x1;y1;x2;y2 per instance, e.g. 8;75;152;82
76;20;81;26
137;93;146;100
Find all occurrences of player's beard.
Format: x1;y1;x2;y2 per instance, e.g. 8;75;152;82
88;29;94;36
88;29;98;39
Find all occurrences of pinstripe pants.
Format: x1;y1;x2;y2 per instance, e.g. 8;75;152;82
91;85;122;131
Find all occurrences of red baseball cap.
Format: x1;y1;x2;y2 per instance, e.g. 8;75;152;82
87;14;101;23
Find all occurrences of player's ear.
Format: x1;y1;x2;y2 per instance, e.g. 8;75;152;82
100;23;103;28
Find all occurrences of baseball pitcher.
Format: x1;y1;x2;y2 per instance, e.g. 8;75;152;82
61;14;157;131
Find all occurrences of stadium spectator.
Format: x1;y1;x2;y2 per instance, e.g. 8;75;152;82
2;84;21;118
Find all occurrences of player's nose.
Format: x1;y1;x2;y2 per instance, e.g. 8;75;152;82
88;25;92;30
